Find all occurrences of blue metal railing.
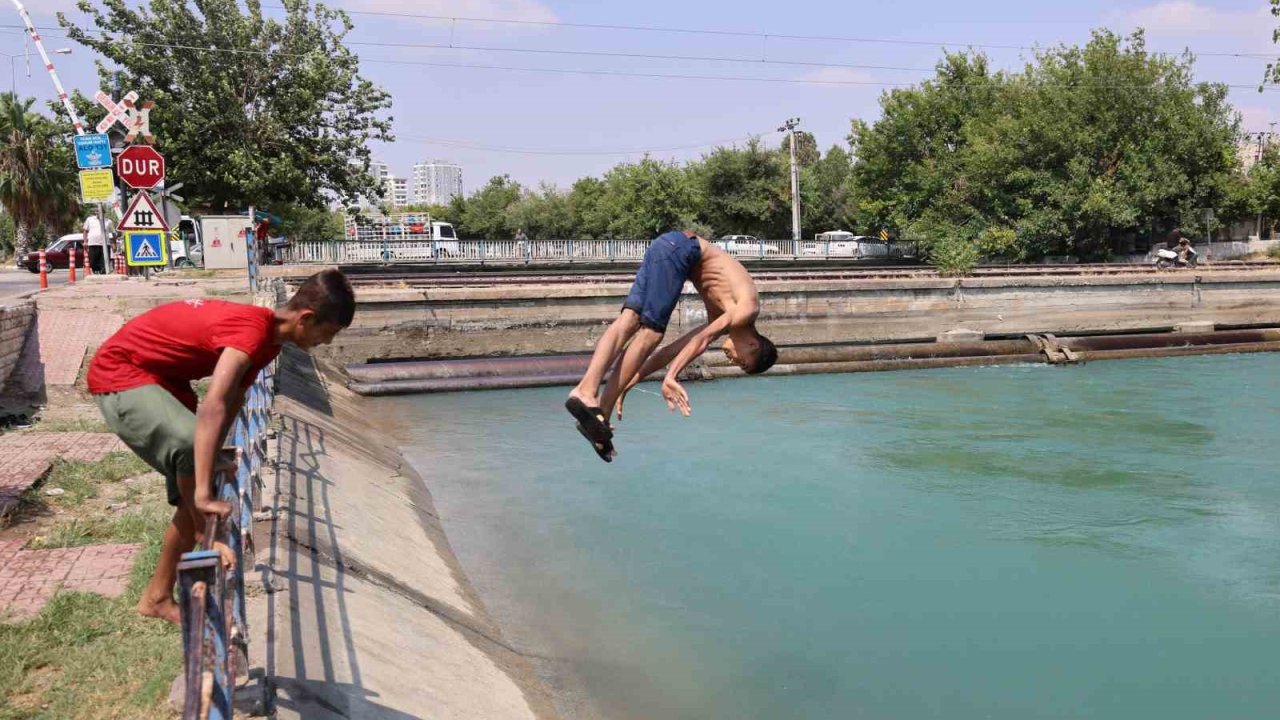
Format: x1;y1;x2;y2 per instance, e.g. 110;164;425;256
176;362;275;719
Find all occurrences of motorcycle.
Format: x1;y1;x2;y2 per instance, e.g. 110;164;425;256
1154;246;1197;269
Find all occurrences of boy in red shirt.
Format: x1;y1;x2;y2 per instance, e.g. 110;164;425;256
88;269;355;624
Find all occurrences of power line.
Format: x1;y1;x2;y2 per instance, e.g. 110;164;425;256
343;39;936;74
258;3;1278;60
14;25;1279;92
397;132;771;156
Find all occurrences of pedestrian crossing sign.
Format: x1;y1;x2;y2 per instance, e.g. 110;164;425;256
124;230;168;267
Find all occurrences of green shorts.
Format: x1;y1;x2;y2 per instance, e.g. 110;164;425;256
96;384;195;506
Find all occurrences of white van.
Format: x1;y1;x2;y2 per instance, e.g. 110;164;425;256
803;231;873;257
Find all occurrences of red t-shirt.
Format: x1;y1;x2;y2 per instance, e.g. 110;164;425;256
88;299;280;411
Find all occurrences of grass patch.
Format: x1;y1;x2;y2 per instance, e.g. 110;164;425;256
0;536;182;719
37;453;153;509
27;507;170;550
32;418;111;434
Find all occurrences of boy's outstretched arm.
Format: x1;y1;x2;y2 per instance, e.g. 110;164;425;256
193;348;252;518
660;312;735;417
614;323;705;419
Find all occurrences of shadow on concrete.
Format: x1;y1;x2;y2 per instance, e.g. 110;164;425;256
277;345;334;418
263;412;422;719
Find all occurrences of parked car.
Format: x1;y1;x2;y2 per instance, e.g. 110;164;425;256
802;231;881;257
20;235;88;273
715;235;780;256
173;240;204;268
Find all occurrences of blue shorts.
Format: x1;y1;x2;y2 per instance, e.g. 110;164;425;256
623;231;702;333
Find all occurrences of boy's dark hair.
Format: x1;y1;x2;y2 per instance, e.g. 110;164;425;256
286;269;356;327
746;333;778;375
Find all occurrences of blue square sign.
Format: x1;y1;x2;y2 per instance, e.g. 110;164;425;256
74;133;112;169
124;230;168;267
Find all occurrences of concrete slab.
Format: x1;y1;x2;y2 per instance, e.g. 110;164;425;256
253;349;559;719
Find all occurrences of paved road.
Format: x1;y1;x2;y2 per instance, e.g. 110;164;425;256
0;267;71;299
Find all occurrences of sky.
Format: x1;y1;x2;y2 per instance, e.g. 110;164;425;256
13;0;1280;194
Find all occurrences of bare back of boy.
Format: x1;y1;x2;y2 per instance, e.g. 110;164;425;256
688;239;760;327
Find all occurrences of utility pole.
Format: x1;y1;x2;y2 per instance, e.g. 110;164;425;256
779;117;801;242
1255;129;1271;240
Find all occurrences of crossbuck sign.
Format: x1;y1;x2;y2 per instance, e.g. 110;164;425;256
95;90;155;144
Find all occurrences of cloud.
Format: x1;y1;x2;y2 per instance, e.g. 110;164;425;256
1113;1;1274;52
337;0;557;26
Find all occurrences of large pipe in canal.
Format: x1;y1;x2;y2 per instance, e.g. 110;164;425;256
345;328;1280;396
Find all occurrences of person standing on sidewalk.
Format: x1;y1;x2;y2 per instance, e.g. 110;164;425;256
82;212;113;274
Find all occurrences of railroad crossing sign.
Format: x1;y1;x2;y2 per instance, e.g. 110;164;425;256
117;145;165;189
123;230;169;267
73;133;112;169
119;192;169;231
78;169;115;203
95;90;154;143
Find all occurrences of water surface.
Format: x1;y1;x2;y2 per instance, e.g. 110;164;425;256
385;354;1280;719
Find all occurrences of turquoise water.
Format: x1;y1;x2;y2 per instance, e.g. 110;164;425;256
385;354;1280;719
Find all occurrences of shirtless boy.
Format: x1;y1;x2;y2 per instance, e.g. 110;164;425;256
564;229;777;461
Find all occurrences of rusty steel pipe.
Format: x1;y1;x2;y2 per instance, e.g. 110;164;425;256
1061;329;1280;351
348;355;591;383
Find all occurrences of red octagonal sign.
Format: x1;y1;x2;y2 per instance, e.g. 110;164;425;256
117;145;165;189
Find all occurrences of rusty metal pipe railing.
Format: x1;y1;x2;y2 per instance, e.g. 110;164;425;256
176;360;275;719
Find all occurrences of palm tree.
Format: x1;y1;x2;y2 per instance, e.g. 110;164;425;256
0;93;78;258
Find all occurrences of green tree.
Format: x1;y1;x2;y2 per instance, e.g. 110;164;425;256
851;31;1240;265
0;94;79;258
277;204;343;242
694;138;788;238
801;145;856;235
505;184;574;239
596;157;698;239
462;175;522;239
568;177;608;239
1247;146;1280;229
850;52;1006;248
59;0;393;211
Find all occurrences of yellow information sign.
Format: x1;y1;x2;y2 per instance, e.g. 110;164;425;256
79;169;115;203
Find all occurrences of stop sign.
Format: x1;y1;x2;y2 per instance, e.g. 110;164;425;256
117;145;165;189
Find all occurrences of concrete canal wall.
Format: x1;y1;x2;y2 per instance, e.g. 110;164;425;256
317;269;1280;365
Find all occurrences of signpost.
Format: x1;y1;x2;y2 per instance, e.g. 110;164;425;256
78;169;115;203
73;133;112;170
123;230;169;267
120;191;170;271
118;145;165;189
119;192;168;233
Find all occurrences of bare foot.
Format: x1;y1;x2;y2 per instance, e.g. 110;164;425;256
213;541;236;569
138;596;182;625
567;387;597;406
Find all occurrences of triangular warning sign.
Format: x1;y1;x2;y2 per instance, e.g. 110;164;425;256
133;237;161;260
119;192;168;231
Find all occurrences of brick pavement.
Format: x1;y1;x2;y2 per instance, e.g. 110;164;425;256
0;432;129;516
12;308;123;393
0;538;141;619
